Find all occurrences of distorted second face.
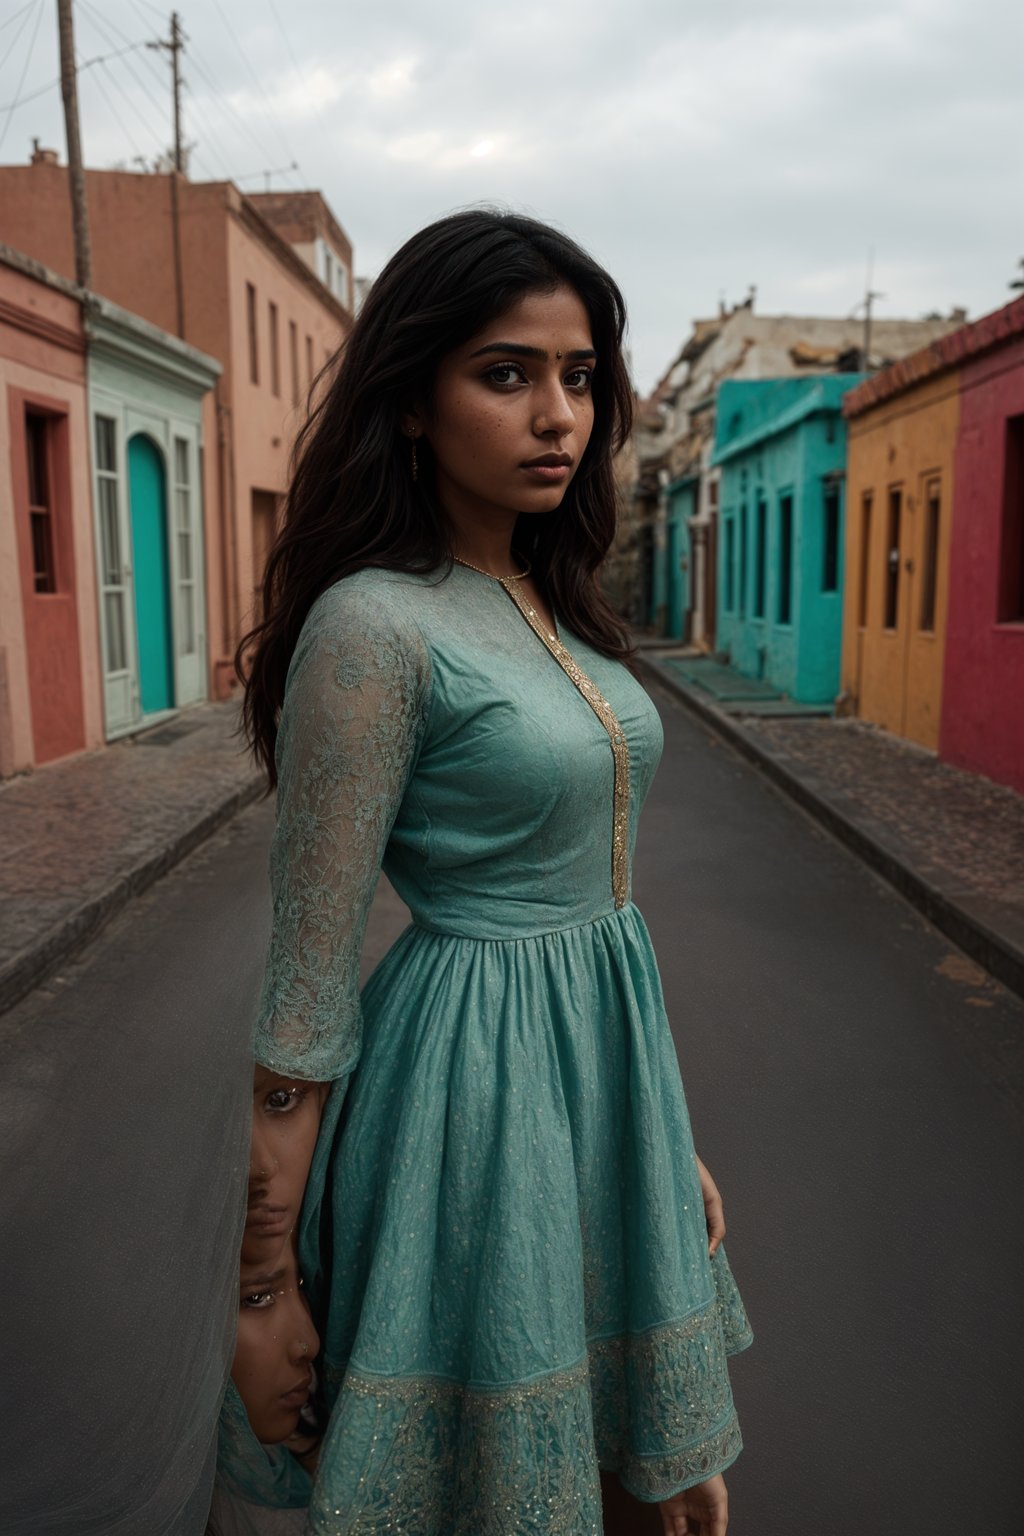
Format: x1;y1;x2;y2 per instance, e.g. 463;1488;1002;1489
233;1239;320;1445
406;283;597;529
244;1068;326;1268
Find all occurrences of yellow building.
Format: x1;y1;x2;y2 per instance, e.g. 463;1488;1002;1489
840;359;960;750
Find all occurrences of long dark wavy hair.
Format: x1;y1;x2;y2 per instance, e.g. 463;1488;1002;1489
237;208;636;789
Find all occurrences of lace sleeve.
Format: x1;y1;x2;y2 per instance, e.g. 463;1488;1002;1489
252;582;432;1082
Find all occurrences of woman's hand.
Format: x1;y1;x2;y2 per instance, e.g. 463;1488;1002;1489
659;1473;728;1535
694;1155;725;1259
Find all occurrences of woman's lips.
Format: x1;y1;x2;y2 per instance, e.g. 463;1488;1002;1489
246;1205;291;1232
519;463;570;482
280;1373;313;1408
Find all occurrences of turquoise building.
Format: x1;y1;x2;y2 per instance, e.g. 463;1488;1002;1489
711;375;865;705
655;473;698;640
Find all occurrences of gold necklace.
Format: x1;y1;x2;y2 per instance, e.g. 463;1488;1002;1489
452;554;532;582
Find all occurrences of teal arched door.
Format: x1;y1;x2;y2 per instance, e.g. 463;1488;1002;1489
128;434;175;714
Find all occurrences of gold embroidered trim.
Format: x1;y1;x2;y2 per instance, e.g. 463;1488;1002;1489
313;1300;746;1532
498;578;631;909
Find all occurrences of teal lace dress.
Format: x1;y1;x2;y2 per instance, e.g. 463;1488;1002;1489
252;562;752;1536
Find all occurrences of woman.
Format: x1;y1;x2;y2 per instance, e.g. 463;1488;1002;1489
238;209;752;1536
247;1068;330;1267
208;1238;320;1535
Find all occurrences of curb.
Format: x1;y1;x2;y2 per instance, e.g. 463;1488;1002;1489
0;775;265;1017
637;652;1024;1004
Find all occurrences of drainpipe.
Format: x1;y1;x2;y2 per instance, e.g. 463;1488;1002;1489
215;385;238;695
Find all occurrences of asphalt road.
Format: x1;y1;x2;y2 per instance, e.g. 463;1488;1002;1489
3;671;1022;1534
634;672;1024;1535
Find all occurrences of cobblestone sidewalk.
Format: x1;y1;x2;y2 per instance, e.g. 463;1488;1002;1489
641;650;1024;1001
0;702;264;1014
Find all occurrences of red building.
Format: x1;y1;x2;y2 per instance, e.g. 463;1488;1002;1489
940;299;1024;793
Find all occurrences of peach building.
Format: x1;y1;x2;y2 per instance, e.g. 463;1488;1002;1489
0;155;353;700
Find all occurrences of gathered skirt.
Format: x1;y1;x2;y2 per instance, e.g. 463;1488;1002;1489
299;903;752;1535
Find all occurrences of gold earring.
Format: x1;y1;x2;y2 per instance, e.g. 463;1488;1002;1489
408;431;418;482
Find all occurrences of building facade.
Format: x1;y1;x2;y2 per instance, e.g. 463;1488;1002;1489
0;250;97;774
635;300;963;644
712;375;864;705
942;302;1024;791
841;296;1024;790
0;245;221;773
840;370;958;750
85;296;220;738
0;156;353;698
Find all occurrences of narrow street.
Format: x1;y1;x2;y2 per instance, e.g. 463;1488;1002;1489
3;673;1021;1533
636;672;1024;1534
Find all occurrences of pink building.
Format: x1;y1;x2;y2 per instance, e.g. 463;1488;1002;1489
1;242;223;773
940;299;1024;793
0;249;98;773
0;154;353;701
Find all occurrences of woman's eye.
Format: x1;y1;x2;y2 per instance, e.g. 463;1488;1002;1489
565;367;593;392
242;1290;276;1309
484;362;528;388
266;1087;302;1112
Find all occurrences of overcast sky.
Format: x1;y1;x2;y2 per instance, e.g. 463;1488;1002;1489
2;0;1021;391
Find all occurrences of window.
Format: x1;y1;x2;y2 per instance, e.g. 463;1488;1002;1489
173;438;196;656
289;320;299;407
822;482;840;592
777;493;793;624
724;515;735;611
998;414;1024;622
268;301;280;397
883;487;902;629
335;262;350;309
753;496;766;618
94;415;127;671
919;478;940;632
858;492;873;627
707;477;719;515
246;282;259;384
25;411;57;593
738;503;747;618
306;334;314;390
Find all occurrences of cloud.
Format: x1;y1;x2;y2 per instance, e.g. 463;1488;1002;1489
11;0;1024;390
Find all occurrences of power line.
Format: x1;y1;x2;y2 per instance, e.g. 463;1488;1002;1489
207;0;301;177
0;3;38;44
77;1;173;151
93;55;166;156
0;0;39;78
265;0;331;146
0;0;45;155
0;41;154;116
186;46;286;175
130;0;170;24
109;0;287;180
84;59;149;167
0;73;57;114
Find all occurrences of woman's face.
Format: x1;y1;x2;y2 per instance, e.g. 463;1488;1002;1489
244;1069;324;1267
414;283;597;527
232;1242;320;1444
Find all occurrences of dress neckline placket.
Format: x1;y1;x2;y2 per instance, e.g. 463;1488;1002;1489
495;575;631;910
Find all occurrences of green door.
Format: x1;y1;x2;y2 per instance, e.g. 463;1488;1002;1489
128;434;174;714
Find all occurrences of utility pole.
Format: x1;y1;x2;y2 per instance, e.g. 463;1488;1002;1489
57;0;92;290
149;12;185;171
148;12;187;336
862;248;884;375
170;12;184;172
